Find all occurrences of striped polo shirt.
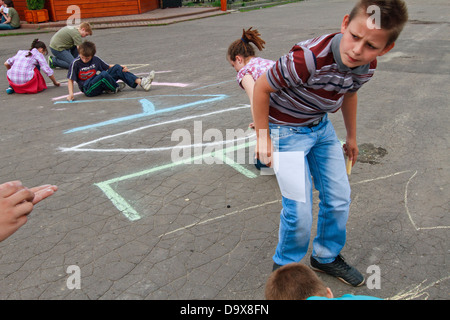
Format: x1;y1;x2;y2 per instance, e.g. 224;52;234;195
266;33;377;126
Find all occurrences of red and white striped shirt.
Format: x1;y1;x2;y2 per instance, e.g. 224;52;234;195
266;33;377;126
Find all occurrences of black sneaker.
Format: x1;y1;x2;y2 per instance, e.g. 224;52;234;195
310;255;365;287
272;262;283;272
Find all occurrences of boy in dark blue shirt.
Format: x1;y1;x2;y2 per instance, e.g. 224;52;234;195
67;41;155;101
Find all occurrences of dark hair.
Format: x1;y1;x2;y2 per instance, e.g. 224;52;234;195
3;0;14;8
26;39;47;57
227;27;266;61
78;41;96;57
349;0;408;45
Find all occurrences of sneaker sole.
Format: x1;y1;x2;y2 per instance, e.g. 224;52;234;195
141;81;152;91
310;266;366;287
141;71;155;91
149;70;155;81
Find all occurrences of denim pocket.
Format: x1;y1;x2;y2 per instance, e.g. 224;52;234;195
270;125;295;140
270;125;310;141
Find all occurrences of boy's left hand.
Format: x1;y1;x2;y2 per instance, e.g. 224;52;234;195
122;65;129;73
343;138;358;166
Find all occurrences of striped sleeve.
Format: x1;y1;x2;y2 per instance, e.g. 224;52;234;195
67;58;80;81
267;45;316;91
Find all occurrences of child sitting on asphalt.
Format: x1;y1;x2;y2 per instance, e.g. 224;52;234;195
0;0;20;30
67;41;155;101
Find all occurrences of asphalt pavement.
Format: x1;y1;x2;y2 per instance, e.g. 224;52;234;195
0;0;448;302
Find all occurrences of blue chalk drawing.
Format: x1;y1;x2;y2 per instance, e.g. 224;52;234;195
61;94;228;134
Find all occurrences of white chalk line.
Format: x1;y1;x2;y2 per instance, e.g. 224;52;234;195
50;68;175;101
64;134;255;153
51;81;189;102
351;170;448;231
59;105;251;152
157;199;281;238
404;170;449;231
157;169;448;238
155;169;449;299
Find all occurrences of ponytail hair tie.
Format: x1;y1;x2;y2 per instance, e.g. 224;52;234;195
241;37;248;44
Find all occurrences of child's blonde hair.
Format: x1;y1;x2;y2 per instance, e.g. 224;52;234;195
227;27;266;61
79;22;93;35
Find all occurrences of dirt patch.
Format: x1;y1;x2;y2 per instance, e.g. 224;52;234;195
358;143;387;164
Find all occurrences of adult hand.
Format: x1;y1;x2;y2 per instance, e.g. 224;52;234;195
0;181;57;242
29;184;58;205
0;181;34;242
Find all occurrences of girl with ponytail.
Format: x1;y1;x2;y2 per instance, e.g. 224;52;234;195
227;27;275;169
227;27;275;129
4;38;60;94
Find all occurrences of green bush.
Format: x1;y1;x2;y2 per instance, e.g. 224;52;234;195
26;0;45;10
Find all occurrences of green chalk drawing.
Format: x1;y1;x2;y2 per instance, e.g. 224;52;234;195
95;140;257;221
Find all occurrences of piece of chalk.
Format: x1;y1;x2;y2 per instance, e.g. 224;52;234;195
346;157;352;175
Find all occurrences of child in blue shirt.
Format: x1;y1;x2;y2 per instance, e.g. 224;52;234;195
265;262;382;300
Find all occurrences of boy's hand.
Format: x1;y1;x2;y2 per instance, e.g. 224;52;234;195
256;133;273;167
67;79;75;101
343;137;358;166
122;65;129;73
54;81;61;87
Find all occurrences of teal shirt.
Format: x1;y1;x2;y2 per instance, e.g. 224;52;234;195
307;294;383;300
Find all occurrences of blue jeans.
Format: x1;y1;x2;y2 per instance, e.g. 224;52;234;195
82;64;138;97
0;23;19;30
270;115;350;265
50;47;78;69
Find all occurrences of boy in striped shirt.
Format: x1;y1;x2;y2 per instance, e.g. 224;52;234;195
253;0;408;286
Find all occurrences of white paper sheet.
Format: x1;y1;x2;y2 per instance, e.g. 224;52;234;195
273;151;306;203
